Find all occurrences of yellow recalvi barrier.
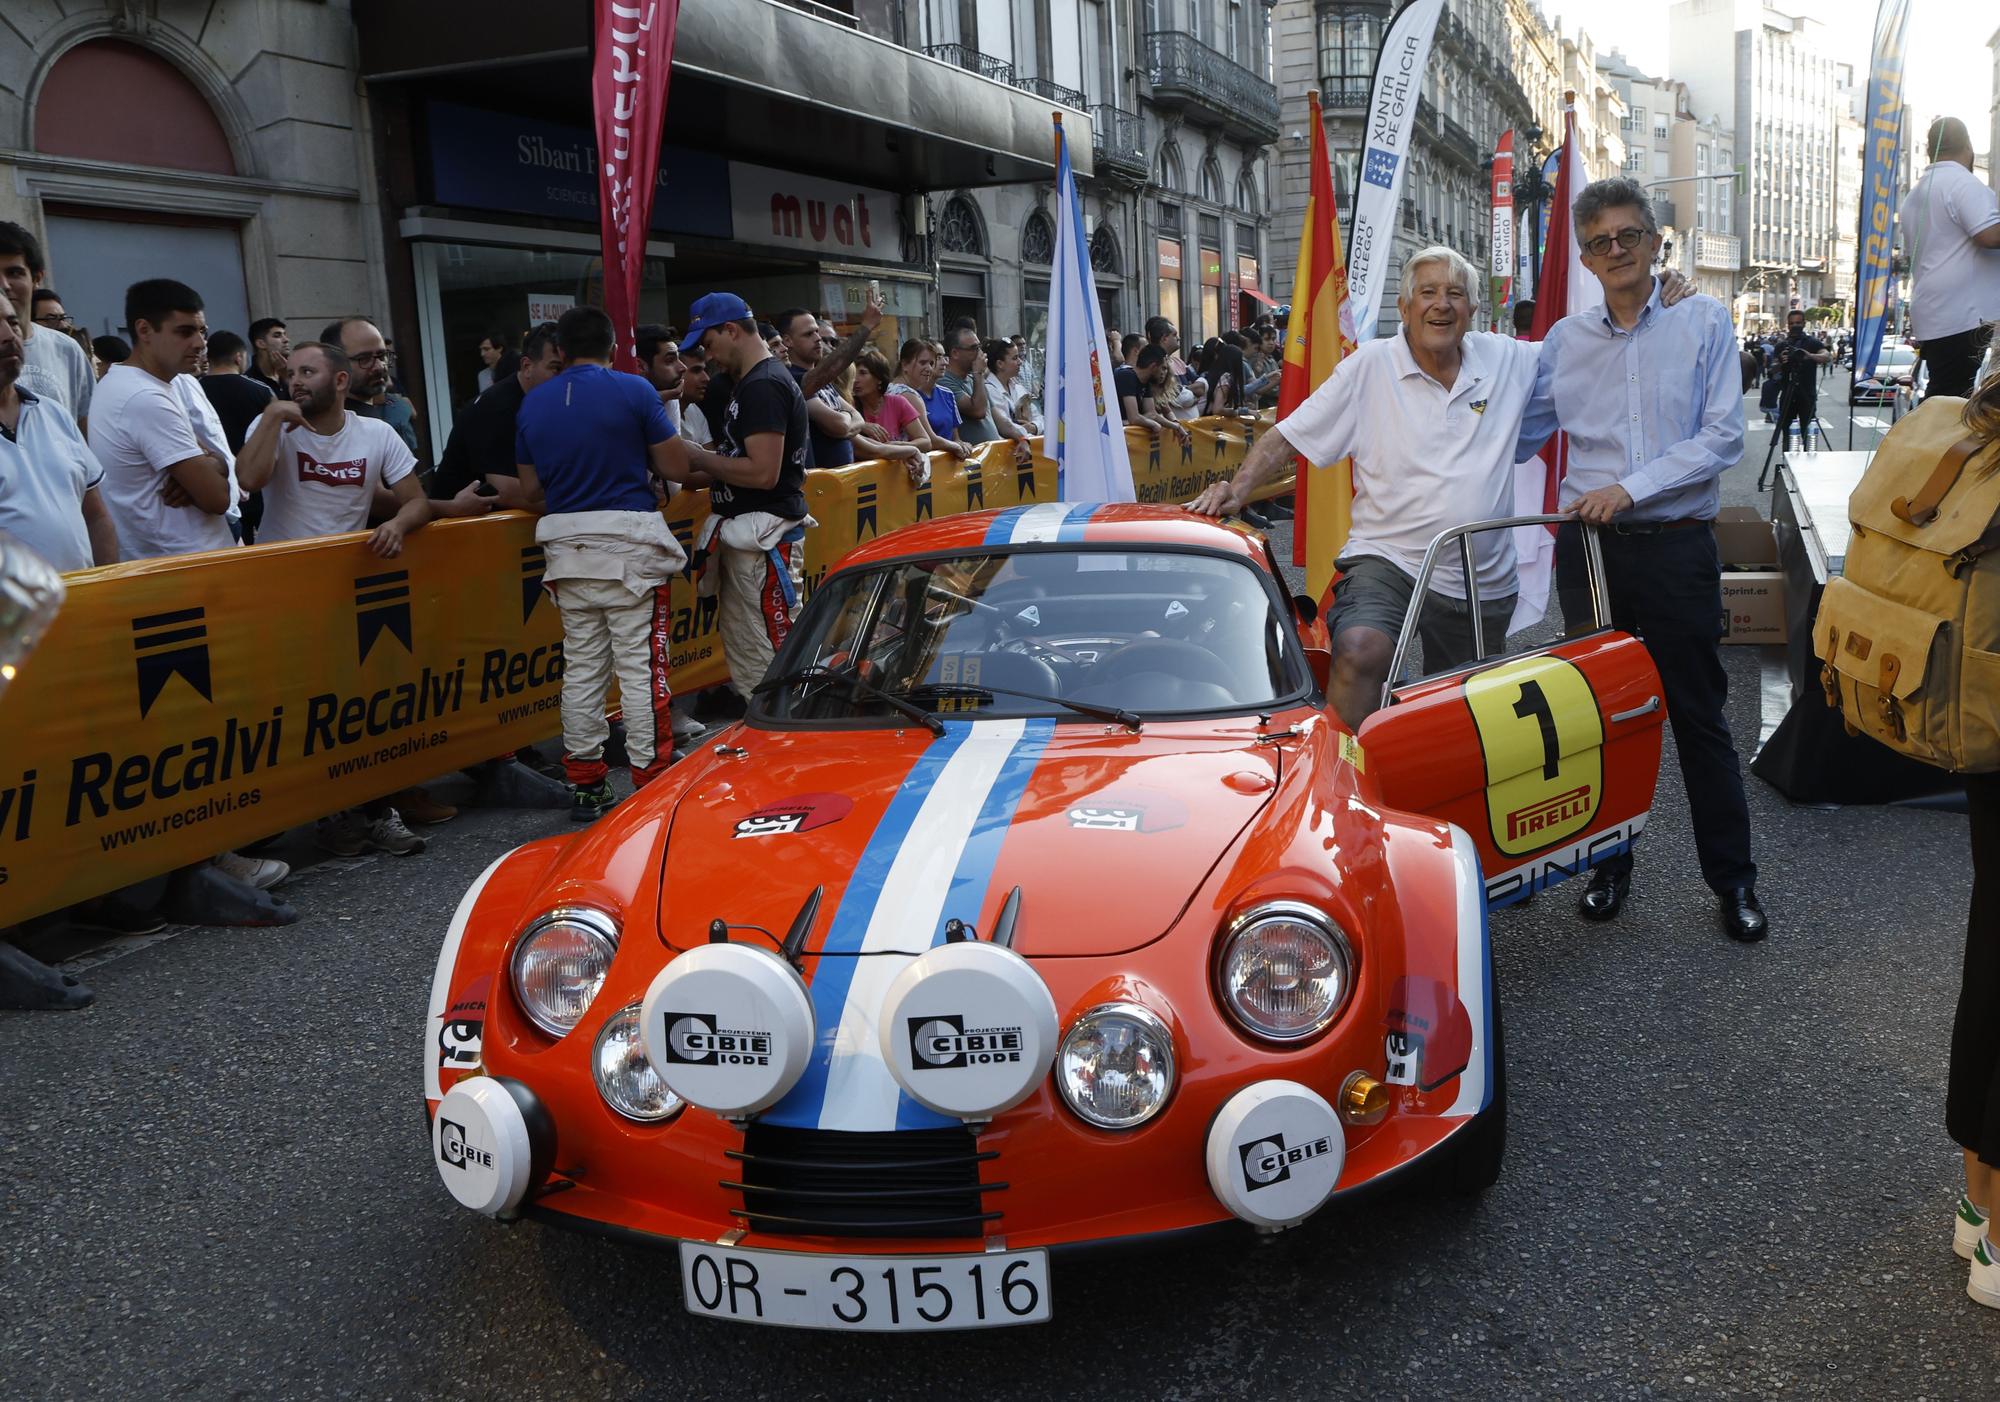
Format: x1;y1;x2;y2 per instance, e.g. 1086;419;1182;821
0;418;1283;925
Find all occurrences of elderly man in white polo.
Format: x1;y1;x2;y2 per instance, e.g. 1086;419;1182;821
1188;243;1684;728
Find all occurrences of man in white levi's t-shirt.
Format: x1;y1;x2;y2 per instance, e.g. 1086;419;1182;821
241;340;430;554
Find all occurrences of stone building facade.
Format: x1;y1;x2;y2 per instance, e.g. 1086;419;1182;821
0;1;386;343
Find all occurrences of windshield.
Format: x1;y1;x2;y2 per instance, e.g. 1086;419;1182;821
755;547;1302;726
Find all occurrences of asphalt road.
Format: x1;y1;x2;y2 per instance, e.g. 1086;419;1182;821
4;382;1991;1399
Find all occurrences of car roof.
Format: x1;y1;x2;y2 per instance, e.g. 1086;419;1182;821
832;503;1273;574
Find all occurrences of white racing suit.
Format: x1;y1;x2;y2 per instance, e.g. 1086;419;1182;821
696;509;811;700
537;509;688;788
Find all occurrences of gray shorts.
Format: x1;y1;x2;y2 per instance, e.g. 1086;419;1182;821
1330;555;1516;677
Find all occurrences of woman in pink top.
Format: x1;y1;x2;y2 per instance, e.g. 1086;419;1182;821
852;348;934;483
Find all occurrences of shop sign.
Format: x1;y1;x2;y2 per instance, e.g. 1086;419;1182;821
425;101;731;239
728;164;900;257
527;294;575;325
1157;239;1183;277
1200;248;1224;287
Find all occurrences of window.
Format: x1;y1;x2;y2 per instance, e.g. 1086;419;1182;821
1157;142;1185;193
1235;172;1260;217
1021;211;1055;266
1090;223;1121;275
1315;5;1384;97
938;196;986;256
1200;158;1224;205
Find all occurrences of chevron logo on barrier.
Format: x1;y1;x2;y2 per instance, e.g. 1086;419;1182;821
132;608;213;718
856;481;878;539
1017;460;1036;498
520;545;545;622
915;485;934;522
354;570;413;663
965;462;983;510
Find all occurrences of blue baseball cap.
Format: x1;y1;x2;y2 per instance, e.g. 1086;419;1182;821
682;292;754;346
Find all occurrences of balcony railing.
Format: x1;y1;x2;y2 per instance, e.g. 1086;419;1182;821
1014;74;1087;110
1090;104;1147;180
1143;31;1280;143
1315;79;1373;112
923;43;1014;85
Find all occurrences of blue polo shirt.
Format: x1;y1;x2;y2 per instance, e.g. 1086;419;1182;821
514;363;674;516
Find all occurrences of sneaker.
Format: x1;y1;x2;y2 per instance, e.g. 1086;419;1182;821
66;897;168;937
395;787;458;826
1970;1235;2000;1309
1957;1195;1990;1261
670;709;706;743
365;808;426;856
214;850;290;890
315;812;367;857
571;779;618;823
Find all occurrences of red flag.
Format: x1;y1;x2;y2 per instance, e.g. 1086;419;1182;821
592;0;680;373
1509;95;1599;633
1282;91;1356;586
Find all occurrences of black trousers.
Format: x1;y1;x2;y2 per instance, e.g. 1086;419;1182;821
1922;325;1994;402
1772;382;1820;449
1949;770;2000;1167
1556;521;1757;892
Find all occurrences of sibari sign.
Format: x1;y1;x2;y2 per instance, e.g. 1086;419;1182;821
728;164;900;257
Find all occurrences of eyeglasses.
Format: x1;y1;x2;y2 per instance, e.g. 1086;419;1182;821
33;313;72;330
349;350;389;366
1581;228;1650;257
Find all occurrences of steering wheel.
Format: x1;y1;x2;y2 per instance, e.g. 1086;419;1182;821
1089;638;1238;691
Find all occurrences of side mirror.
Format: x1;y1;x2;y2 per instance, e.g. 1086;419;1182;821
1291;593;1319;625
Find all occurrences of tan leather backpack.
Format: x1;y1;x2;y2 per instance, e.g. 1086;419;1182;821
1814;396;2000;773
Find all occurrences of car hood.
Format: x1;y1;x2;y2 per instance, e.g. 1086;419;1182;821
658;719;1281;957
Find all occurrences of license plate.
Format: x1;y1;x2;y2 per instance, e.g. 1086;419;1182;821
678;1242;1052;1331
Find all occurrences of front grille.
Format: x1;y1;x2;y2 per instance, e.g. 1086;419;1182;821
724;1125;1002;1239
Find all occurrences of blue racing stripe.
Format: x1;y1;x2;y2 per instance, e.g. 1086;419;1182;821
762;725;973;1128
983;506;1033;545
1054;502;1100;541
893;717;1058;1129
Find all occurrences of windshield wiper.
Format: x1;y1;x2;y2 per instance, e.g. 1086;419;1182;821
900;681;1141;732
753;665;946;737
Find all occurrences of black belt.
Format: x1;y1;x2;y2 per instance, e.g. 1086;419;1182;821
1607;517;1708;537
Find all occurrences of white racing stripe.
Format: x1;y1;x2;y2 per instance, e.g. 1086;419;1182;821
1443;825;1491;1120
423;848;515;1103
817;719;1030;1131
1006;502;1080;544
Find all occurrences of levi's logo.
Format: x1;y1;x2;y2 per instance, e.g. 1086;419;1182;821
1843;632;1873;661
298;451;367;486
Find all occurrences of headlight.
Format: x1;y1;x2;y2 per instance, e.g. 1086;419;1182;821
511;906;618;1037
1216;902;1352;1042
1056;1002;1176;1129
593;1002;684;1122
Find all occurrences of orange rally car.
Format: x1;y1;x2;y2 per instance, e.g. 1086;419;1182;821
424;502;1663;1331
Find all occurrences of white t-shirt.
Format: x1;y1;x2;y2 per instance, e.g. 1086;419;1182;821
174;373;241;520
0;389;102;572
20;326;94;425
88;364;235;560
1276;330;1541;599
1904;160;2000;341
257;411;416;543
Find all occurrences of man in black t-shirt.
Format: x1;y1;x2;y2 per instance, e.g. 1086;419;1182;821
431;323;563;507
775;298;885;468
680;292;813;698
198;330;274;541
1771;308;1831;453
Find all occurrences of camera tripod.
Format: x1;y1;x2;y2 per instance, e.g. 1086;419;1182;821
1757;380;1832;492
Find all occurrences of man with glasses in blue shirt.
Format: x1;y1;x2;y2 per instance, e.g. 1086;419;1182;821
1517;177;1764;944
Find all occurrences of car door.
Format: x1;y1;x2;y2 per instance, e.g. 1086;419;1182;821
1353;518;1665;908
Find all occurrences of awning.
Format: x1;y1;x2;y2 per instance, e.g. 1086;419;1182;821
1242;286;1280;309
351;0;1089;190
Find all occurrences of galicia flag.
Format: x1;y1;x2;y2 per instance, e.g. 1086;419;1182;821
1281;90;1358;605
1509;95;1601;635
1043;115;1133;502
592;0;680;372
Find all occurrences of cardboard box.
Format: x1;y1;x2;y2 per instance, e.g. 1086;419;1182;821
1713;506;1787;644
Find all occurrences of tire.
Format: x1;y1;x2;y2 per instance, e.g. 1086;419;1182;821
1435;985;1506;1195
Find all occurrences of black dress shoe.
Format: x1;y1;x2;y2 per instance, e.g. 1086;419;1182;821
1578;867;1630;922
1719;886;1768;943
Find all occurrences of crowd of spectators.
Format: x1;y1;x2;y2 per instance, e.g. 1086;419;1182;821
0;223;1283;1003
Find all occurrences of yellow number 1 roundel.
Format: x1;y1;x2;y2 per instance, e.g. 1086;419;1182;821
1463;656;1605;858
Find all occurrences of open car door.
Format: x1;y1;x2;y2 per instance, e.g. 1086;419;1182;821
1355;517;1665;908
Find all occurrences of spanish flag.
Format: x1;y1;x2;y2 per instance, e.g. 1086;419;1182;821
1282;90;1357;605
